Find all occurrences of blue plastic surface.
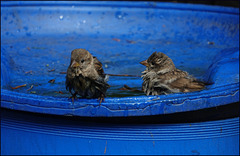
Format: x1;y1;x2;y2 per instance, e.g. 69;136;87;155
1;109;239;155
1;1;239;117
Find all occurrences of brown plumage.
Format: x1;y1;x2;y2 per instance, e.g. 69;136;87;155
66;49;110;103
140;52;205;96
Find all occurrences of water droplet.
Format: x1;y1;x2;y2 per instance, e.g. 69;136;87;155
82;20;86;24
115;11;128;20
59;15;64;20
117;15;122;19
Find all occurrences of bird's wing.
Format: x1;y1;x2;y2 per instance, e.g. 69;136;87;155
170;77;205;92
65;67;74;94
91;56;110;90
93;56;104;76
93;56;110;87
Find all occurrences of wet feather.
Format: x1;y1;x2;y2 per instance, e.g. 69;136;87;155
66;49;110;100
140;52;205;95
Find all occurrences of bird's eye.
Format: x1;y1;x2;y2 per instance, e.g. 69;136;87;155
151;62;155;66
81;59;85;63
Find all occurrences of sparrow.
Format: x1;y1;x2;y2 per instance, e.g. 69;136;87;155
66;49;110;104
140;52;205;96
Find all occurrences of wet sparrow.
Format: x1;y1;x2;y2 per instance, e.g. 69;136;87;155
66;49;110;103
140;52;205;95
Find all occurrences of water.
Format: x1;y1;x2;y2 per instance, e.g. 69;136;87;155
1;35;229;98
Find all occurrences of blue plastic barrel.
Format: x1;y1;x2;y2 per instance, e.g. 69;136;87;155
1;108;239;155
1;1;239;155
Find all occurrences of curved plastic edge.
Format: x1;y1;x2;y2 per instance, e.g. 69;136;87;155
1;83;239;117
1;1;239;15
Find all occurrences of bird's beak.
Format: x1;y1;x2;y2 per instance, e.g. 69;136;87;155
71;60;80;68
140;60;149;67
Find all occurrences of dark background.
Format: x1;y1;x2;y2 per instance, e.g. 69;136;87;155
153;0;239;8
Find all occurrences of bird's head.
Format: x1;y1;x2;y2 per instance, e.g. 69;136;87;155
70;49;93;72
140;52;176;73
